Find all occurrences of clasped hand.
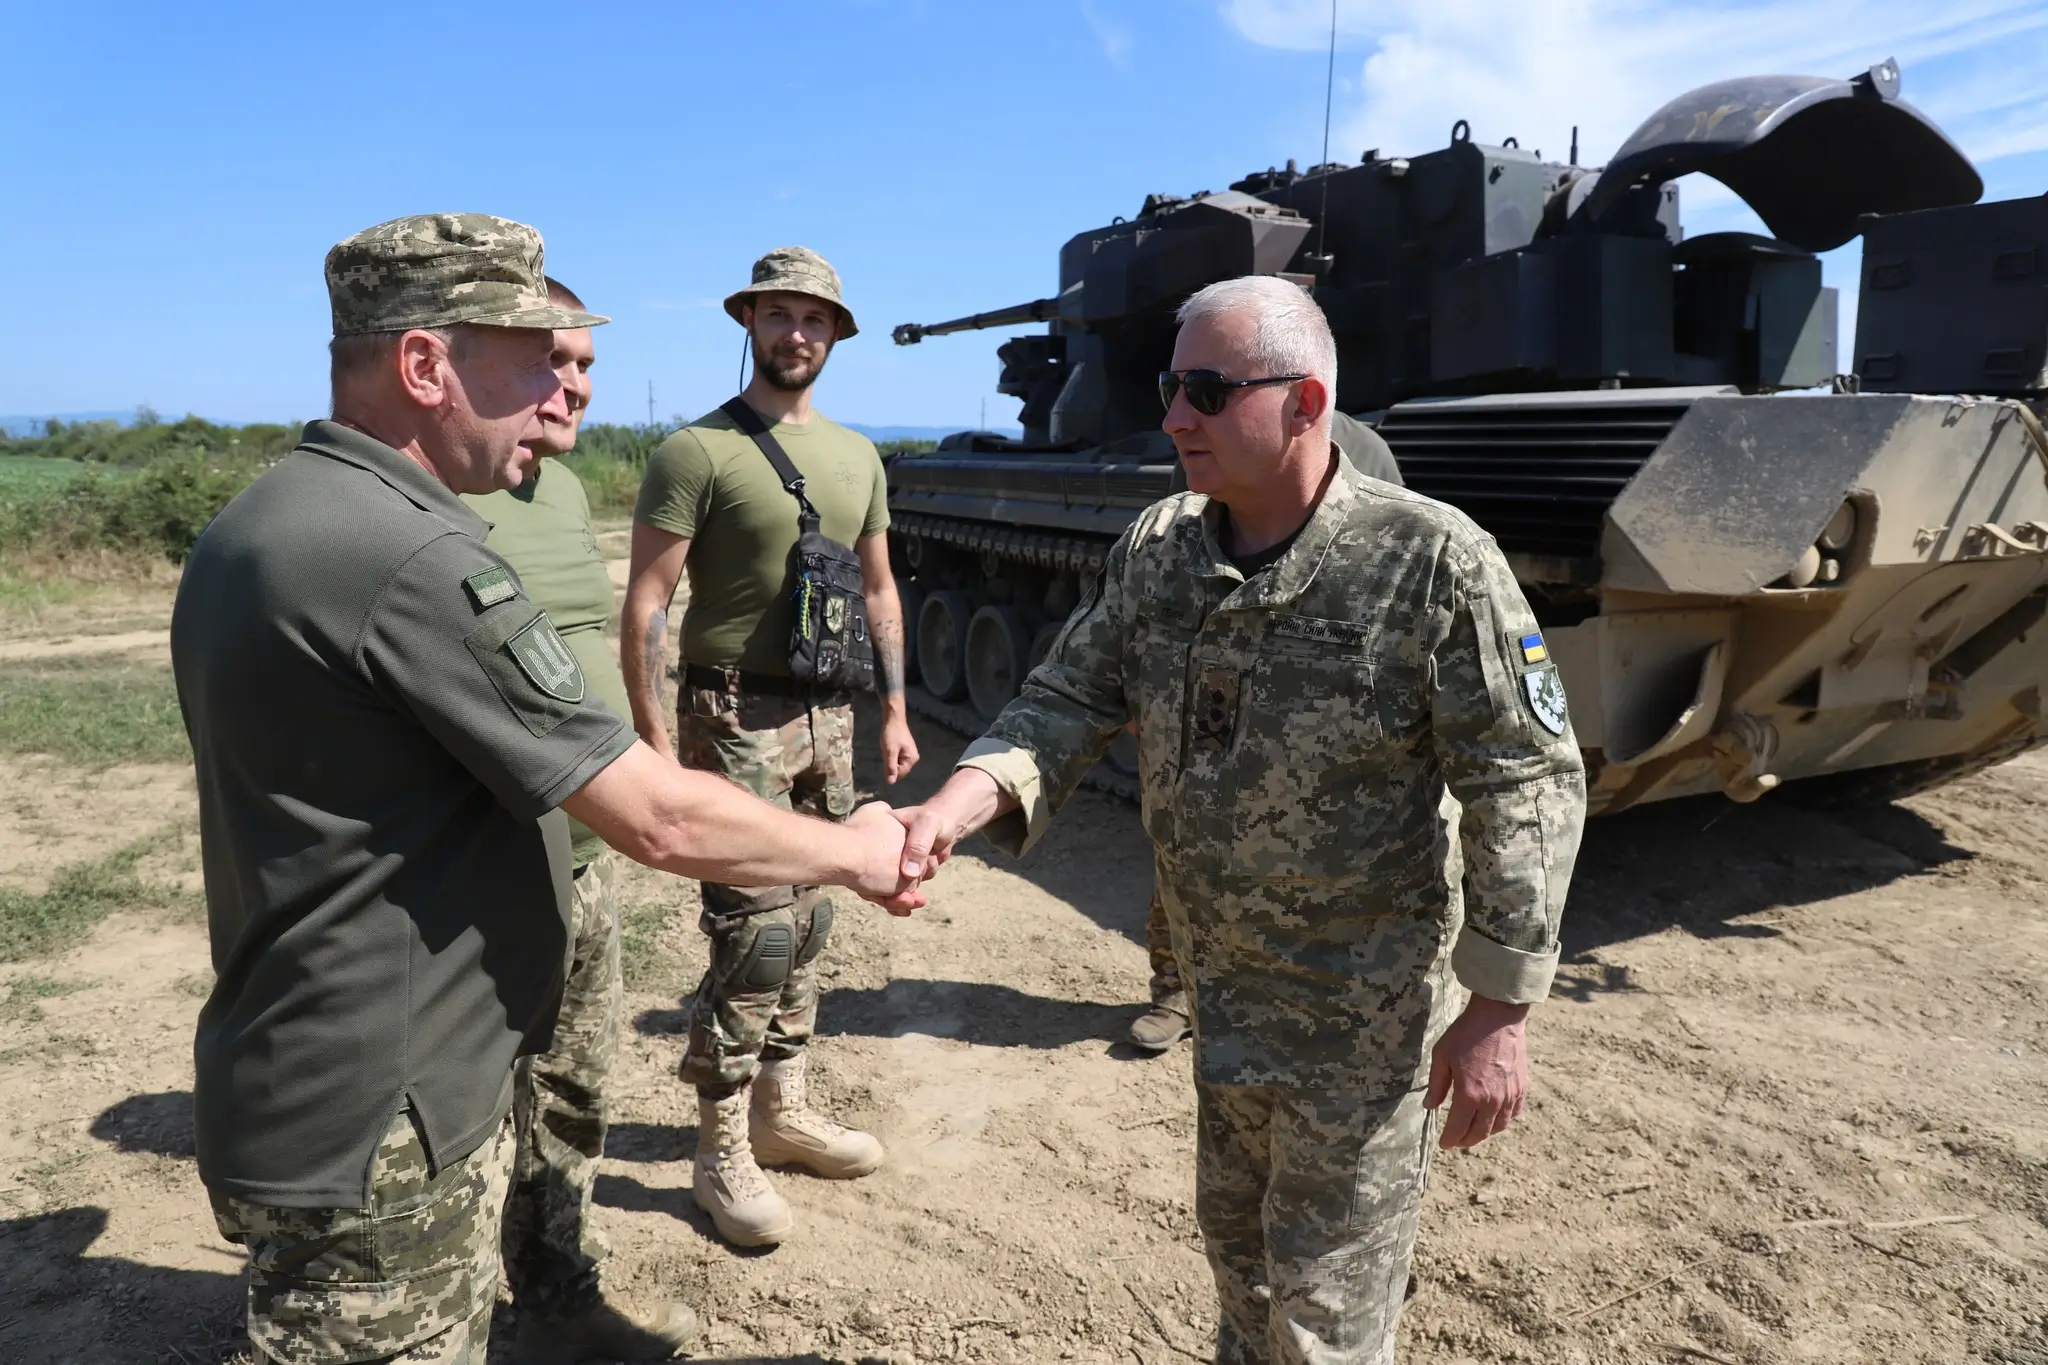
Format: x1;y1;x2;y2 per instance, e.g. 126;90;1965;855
843;802;928;915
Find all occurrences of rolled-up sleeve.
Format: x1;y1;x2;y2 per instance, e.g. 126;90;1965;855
1425;535;1587;1004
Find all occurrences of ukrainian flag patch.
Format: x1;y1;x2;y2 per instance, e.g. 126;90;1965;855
1519;632;1548;665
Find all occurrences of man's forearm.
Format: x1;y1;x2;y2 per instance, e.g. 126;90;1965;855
567;742;881;889
619;596;671;746
866;583;907;715
900;766;1017;877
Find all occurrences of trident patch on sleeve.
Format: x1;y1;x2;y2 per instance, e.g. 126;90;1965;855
507;615;586;703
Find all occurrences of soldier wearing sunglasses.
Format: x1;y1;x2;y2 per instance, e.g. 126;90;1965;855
896;275;1586;1364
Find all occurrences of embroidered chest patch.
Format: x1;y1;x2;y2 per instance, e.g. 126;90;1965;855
1271;614;1370;649
508;615;586;703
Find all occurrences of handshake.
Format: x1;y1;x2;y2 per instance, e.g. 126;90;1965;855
841;768;1008;916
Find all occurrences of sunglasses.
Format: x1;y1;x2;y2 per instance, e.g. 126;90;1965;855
1158;369;1307;417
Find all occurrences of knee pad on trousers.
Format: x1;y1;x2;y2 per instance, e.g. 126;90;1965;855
727;921;795;991
794;900;833;968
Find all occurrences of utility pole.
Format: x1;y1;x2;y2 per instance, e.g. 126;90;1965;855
980;396;987;431
647;380;655;427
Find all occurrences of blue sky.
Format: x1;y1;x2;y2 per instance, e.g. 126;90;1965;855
3;1;2045;431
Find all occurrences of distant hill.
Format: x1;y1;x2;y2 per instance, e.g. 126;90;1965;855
845;422;1020;442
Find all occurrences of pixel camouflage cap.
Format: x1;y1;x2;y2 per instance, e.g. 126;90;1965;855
723;245;858;340
325;213;610;338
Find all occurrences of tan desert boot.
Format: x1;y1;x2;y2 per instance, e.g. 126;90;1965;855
693;1087;793;1247
511;1293;699;1363
1129;1004;1190;1053
750;1053;885;1178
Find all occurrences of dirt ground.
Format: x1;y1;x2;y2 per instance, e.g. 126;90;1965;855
1;566;2044;1365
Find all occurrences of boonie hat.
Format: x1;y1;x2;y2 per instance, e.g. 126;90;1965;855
326;213;610;338
723;245;858;339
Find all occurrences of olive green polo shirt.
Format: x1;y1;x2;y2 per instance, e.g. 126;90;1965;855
465;460;631;866
172;420;636;1209
634;402;888;677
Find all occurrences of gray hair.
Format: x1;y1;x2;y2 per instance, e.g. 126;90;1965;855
1175;276;1337;400
327;326;468;396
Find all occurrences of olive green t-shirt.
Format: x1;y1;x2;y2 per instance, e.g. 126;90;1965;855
465;460;632;865
634;402;889;677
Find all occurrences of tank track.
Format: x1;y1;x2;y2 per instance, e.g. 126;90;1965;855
892;511;1111;576
892;512;1137;802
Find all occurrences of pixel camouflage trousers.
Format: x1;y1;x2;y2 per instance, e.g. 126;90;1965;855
1196;1082;1435;1365
210;1110;515;1365
675;684;855;1099
1143;883;1187;1014
502;849;622;1318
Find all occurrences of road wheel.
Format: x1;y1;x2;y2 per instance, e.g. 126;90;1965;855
896;577;926;686
917;590;973;702
1027;622;1062;674
966;605;1034;721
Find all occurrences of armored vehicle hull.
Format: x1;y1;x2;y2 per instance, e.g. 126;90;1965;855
885;62;2048;811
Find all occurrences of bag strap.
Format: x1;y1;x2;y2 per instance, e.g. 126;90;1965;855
720;397;820;534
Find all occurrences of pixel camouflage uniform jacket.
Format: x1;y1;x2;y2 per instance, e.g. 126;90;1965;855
960;460;1588;1094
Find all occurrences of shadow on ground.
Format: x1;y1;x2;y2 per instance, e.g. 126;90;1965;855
0;1205;243;1364
1556;790;1973;999
90;1089;196;1158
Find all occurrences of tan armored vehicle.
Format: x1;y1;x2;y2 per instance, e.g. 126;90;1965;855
887;61;2048;812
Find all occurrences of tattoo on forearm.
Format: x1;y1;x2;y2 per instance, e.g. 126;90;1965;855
643;607;669;715
874;616;905;696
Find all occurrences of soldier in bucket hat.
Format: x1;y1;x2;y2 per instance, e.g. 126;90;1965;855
622;247;917;1248
174;215;927;1365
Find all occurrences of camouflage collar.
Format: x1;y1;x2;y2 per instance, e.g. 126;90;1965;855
1198;461;1360;612
297;419;489;540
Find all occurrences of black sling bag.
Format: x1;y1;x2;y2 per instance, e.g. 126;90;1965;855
719;397;875;694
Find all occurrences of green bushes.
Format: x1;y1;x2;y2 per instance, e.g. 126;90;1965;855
1;451;260;563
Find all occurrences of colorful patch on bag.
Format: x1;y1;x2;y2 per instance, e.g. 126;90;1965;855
1523;665;1569;736
507;615;585;703
1518;631;1548;665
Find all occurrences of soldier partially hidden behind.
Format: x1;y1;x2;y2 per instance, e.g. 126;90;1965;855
460;280;689;1362
173;215;923;1365
622;247;919;1247
898;276;1587;1363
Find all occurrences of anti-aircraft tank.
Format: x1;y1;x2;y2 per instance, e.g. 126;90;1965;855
887;60;2048;814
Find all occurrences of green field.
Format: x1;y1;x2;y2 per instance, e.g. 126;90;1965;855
0;455;111;495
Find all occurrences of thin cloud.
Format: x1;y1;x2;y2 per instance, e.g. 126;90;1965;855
1080;0;1136;68
1221;0;2048;184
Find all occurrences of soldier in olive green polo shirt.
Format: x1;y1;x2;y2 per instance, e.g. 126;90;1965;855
621;246;917;1250
459;278;691;1364
173;215;924;1365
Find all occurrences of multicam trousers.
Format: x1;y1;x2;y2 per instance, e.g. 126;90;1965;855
1195;1083;1435;1365
502;849;622;1318
675;679;856;1099
210;1110;515;1365
1143;883;1187;1015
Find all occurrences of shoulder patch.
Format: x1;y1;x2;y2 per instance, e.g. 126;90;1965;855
507;615;586;703
1273;614;1371;649
1523;665;1570;735
464;566;518;611
1507;629;1548;669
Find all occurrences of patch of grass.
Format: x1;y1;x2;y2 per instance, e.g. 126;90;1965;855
0;973;85;1023
0;826;196;964
0;654;189;766
619;890;692;994
0;456;104;495
172;970;213;999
